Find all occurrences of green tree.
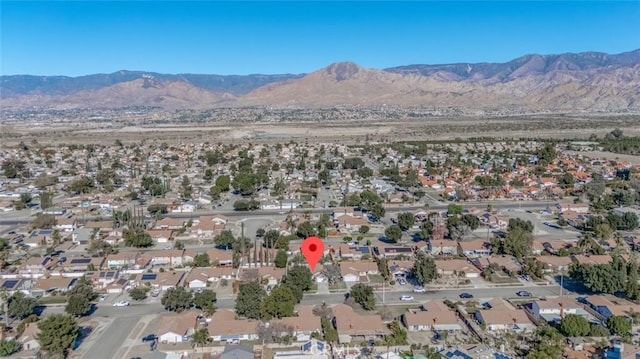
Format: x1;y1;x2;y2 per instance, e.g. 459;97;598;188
504;227;534;259
261;285;297;320
8;291;37;320
358;225;370;234
65;280;94;317
161;287;194;312
65;294;92;317
447;203;463;216
235;281;266;320
349;283;375;311
384;320;408;345
129;287;148;301
296;221;317;238
370;203;386;219
190;328;210;348
384;225;402;243
527;326;563;359
282;266;313;303
37;314;80;358
275;250;288;268
321;317;338;343
0;340;19;356
214;230;236;249
397;212;415;231
607;315;632;336
215;175;231;191
560;314;591;337
123;228;154;248
194;289;217;315
193;253;210;267
413;251;438;285
377;258;390;280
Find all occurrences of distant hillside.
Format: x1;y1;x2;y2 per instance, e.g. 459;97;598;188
0;71;304;98
1;49;639;112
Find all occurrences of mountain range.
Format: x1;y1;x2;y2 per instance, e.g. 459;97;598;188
1;49;639;112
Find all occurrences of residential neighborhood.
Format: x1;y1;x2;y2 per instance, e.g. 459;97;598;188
0;135;639;359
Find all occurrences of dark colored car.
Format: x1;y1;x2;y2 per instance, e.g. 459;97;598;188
459;292;474;299
141;334;157;343
516;291;532;297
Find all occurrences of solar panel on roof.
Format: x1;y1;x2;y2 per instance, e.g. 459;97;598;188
2;280;18;289
141;274;157;281
70;258;91;264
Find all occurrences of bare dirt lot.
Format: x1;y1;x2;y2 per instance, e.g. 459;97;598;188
2;115;639;146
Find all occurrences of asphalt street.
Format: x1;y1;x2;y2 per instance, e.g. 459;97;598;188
82;316;141;359
0;200;553;226
36;283;566;357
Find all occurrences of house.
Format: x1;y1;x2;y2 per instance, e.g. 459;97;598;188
477;256;522;275
426;240;457;255
54;218;78;232
0;279;25;295
148;249;186;267
434;259;481;278
71;227;94;245
147;229;173;243
388;260;414;279
58;256;105;272
155;218;185;230
572;254;613;266
402;301;463;332
339;261;378;282
105;253;140;270
257;267;286;285
273;305;322;342
135;271;184;291
207;248;234;266
19;323;40;352
584;295;640;320
18;256;58;275
537;256;573;273
171;202;197;213
331;304;390;344
207;310;260;344
531;297;589;323
221;346;255;359
185;267;237;288
338;244;370;260
157;311;199;344
336;216;369;233
474;300;535;333
458;240;492;258
557;202;590;214
32;277;77;297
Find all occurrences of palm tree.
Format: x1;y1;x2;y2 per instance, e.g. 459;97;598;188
191;328;210;349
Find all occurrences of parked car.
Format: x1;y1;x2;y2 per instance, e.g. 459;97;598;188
400;295;414;301
99;294;108;301
516;291;532;297
113;301;130;307
413;287;427;293
459;292;474;299
151;289;161;297
141;334;157;343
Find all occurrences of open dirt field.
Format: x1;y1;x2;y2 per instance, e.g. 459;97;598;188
2;115;640;146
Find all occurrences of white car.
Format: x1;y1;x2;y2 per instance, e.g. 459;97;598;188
400;295;414;301
413;287;427;293
113;301;130;307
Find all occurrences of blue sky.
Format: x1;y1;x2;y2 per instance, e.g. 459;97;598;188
1;1;639;76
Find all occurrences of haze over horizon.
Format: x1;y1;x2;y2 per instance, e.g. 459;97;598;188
1;1;639;77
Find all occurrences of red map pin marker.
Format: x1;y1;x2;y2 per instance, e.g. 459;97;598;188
301;236;325;271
